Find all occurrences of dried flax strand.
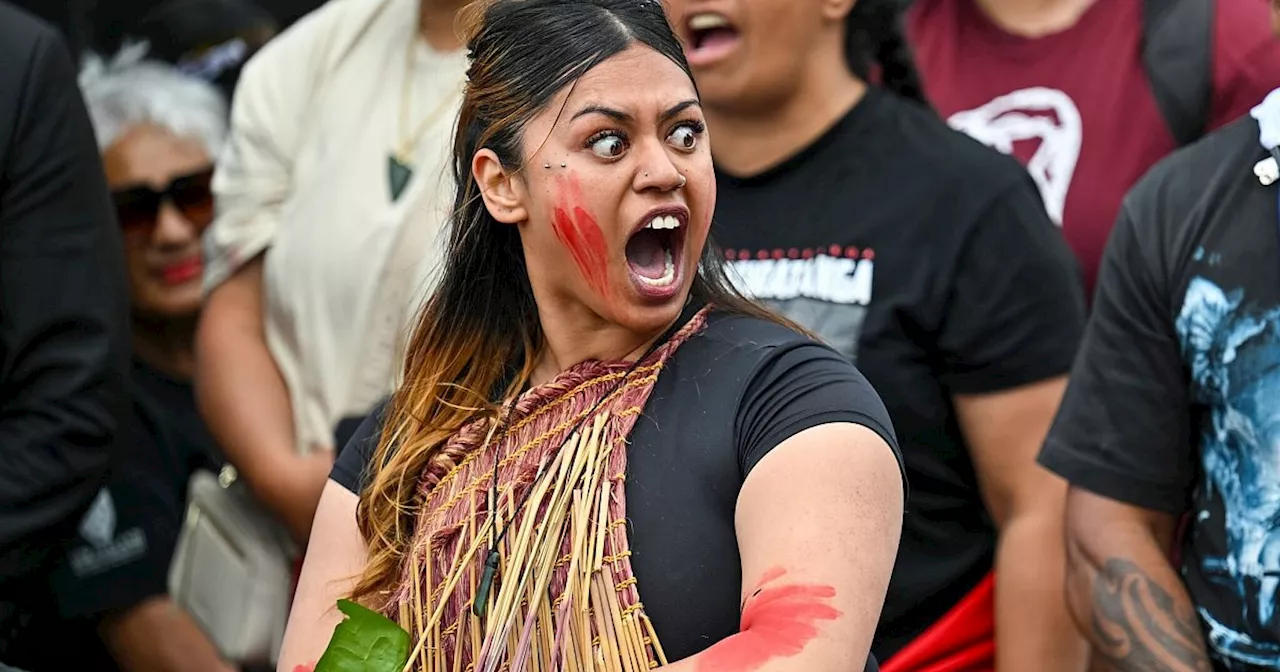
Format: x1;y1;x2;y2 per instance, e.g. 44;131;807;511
403;408;671;671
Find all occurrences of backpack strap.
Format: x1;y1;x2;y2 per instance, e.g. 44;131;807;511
1143;0;1215;146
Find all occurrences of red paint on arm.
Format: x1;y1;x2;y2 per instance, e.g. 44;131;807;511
292;663;315;672
698;568;841;672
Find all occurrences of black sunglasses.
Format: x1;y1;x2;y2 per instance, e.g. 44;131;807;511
111;167;216;239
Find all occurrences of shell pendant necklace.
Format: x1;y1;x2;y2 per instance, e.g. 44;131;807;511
388;30;460;202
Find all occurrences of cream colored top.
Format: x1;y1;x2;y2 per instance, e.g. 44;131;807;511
204;0;466;455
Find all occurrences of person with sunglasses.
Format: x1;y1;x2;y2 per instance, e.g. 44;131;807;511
6;50;238;672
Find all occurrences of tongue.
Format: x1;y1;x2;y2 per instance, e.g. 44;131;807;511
626;229;667;279
696;28;738;51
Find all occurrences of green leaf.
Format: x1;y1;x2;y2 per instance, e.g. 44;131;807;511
314;599;412;672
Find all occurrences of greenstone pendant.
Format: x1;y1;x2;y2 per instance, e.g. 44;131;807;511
388;154;413;202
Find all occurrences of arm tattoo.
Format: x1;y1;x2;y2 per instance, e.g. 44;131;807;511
1090;558;1213;672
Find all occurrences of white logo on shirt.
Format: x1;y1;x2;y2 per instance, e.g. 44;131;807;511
728;253;874;361
948;87;1083;227
71;489;147;577
79;489;116;547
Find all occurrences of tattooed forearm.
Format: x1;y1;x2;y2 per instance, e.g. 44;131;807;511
1089;558;1212;672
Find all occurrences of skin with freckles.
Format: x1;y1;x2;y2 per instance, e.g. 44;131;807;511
699;568;842;672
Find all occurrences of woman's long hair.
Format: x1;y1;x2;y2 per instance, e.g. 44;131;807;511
846;0;932;109
353;0;782;606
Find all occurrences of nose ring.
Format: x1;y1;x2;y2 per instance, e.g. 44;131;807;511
677;175;687;188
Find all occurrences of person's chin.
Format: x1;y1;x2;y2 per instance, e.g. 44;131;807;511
137;286;202;320
609;302;687;343
611;283;694;338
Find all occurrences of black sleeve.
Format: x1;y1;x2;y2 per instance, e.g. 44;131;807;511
47;406;184;619
936;178;1088;394
331;400;390;495
0;19;131;577
1038;200;1196;515
735;341;904;484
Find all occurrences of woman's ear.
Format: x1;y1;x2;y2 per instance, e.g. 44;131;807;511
473;149;528;224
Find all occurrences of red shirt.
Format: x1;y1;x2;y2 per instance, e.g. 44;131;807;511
908;0;1280;295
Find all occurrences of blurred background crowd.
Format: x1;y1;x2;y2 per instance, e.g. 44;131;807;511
1;0;1279;670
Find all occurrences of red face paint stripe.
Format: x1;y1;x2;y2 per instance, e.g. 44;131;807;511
552;206;609;297
571;206;610;294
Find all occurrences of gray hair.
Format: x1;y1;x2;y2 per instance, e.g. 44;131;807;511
78;43;229;156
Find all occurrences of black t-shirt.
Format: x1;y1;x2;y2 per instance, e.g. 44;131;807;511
10;359;222;671
711;88;1087;656
332;308;905;672
1039;115;1280;669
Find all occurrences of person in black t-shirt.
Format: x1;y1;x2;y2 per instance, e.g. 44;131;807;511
279;2;906;671
1040;87;1280;671
6;52;234;672
664;0;1089;668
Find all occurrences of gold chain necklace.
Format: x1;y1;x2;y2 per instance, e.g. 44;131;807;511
387;32;462;202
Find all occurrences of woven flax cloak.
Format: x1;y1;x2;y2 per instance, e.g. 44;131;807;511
383;308;710;672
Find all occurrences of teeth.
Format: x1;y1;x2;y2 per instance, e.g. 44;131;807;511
636;248;677;288
688;13;730;31
644;215;681;230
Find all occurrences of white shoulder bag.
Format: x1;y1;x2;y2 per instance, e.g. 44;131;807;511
168;466;296;667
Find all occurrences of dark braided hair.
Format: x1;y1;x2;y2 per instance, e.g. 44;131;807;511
845;0;931;109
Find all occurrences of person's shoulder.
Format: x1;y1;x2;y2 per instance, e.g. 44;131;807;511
0;4;68;115
239;0;395;88
1124;114;1263;226
700;309;818;348
875;90;1037;203
693;309;850;369
0;4;59;64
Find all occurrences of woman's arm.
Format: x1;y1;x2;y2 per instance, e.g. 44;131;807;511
196;256;333;545
197;9;339;545
664;422;904;671
276;481;368;672
956;376;1090;672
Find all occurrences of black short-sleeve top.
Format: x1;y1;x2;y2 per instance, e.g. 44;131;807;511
332;308;904;671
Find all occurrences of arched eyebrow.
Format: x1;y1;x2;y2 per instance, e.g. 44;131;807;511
570;99;701;124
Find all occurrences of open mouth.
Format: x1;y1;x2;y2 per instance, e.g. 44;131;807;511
625;211;686;297
685;12;740;66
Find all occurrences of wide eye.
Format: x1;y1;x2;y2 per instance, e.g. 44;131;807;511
667;123;701;152
589;133;627;159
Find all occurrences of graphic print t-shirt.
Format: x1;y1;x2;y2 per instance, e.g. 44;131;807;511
908;0;1280;295
712;88;1087;657
1040;116;1280;667
11;359;223;671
